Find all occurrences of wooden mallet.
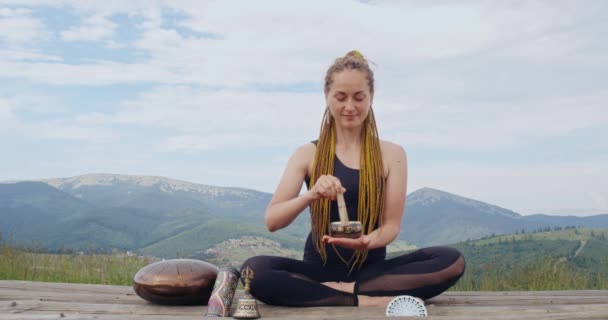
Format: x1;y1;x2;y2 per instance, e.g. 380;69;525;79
329;193;363;239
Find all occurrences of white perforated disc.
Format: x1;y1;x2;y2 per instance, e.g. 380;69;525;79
385;295;427;317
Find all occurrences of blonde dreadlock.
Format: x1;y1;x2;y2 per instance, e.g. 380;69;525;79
310;51;385;272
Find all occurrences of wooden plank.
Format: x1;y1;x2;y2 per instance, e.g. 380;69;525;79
428;294;608;306
0;316;202;320
434;290;608;297
0;289;141;304
2;299;608;317
3;281;608;302
2;300;200;315
3;287;608;307
1;281;608;320
0;281;133;295
2;317;608;320
7;291;606;307
1;310;608;320
3;281;608;304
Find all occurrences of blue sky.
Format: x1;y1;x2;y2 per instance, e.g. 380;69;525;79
0;1;606;215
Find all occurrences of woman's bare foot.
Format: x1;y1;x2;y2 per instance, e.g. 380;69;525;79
358;295;425;307
321;281;355;293
358;295;395;307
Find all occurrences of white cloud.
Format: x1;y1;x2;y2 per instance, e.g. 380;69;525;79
1;0;607;214
158;133;285;152
170;162;287;192
0;60;182;85
0;96;117;143
10;74;601;154
74;112;111;125
23;121;119;142
410;159;608;215
0;98;14;119
103;39;126;49
0;99;19;135
2;1;606;87
0;7;29;14
0;6;48;45
112;86;324;150
1;0;604;151
376;91;608;149
61;14;116;42
589;191;608;211
0;48;62;62
4;93;69;114
137;7;163;30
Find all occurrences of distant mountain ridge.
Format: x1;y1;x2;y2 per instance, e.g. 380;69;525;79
1;174;607;257
407;188;520;218
43;173;258;198
402;187;608;246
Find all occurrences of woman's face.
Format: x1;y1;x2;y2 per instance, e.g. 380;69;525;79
326;69;372;130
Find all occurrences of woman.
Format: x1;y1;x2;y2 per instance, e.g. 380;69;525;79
242;51;465;307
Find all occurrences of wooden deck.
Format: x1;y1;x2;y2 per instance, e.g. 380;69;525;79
1;281;607;319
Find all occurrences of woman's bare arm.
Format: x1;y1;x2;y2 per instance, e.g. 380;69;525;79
266;143;347;232
265;143;320;232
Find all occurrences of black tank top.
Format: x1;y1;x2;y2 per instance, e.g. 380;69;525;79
304;142;386;266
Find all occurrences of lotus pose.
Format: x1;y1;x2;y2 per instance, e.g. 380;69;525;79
242;51;465;307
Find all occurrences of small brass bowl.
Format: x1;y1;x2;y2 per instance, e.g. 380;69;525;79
330;221;363;239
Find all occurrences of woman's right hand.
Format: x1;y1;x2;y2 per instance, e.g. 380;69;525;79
307;175;346;201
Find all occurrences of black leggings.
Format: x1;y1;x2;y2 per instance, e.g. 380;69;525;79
241;246;465;307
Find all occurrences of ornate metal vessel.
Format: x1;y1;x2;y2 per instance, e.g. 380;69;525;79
205;266;240;317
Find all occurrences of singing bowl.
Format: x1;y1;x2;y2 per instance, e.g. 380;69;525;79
133;259;218;305
330;221;363;239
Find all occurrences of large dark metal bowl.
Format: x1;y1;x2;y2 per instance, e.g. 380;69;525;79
133;259;218;305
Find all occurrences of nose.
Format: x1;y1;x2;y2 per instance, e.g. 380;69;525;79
344;98;357;112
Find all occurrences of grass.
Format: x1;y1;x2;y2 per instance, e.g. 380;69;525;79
446;228;608;291
2;240;607;290
0;243;156;286
451;256;608;291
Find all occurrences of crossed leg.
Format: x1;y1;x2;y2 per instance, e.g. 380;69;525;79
242;246;465;307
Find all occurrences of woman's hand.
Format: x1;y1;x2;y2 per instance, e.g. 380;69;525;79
307;175;346;201
322;234;371;250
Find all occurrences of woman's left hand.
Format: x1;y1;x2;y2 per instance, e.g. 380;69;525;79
322;234;371;250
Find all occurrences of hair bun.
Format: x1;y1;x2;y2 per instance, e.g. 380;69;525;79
346;50;365;60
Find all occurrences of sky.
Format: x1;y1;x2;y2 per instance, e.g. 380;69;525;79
0;0;606;216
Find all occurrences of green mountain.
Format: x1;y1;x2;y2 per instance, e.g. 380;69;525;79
401;188;608;246
1;174;309;257
452;228;608;269
1;174;607;259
